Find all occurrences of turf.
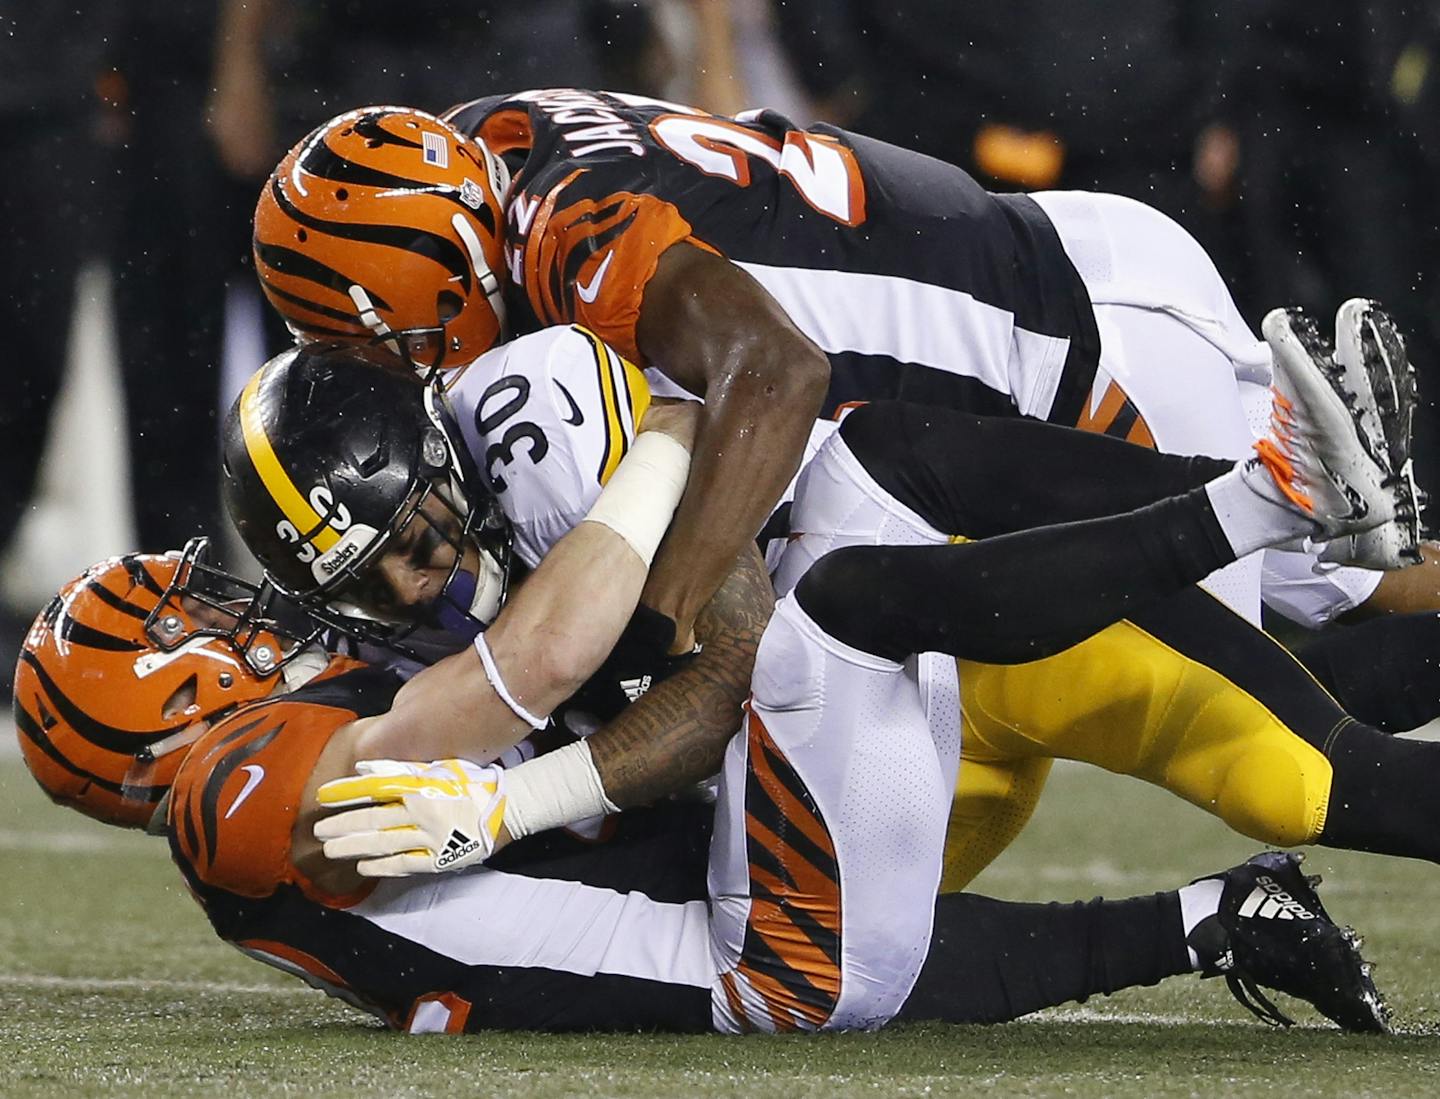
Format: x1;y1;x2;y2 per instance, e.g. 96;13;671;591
4;751;1440;1098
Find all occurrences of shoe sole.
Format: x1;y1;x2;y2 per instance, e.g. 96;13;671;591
1335;300;1424;563
1261;308;1396;529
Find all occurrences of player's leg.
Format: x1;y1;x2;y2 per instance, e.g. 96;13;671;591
902;851;1387;1032
1288;611;1440;733
708;594;959;1032
939;750;1053;893
711;569;1386;1033
805;301;1419;665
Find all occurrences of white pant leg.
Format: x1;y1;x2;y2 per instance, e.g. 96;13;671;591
772;426;950;600
708;596;959;1033
1032;190;1273;624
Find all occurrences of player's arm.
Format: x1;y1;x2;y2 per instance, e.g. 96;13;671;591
587;542;772;807
635;241;829;651
347;403;698;764
308;542;772;881
1344;542;1440;618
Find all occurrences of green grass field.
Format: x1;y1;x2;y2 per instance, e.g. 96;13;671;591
5;750;1440;1099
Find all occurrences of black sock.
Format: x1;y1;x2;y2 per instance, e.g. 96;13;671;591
795;489;1235;664
839;401;1233;535
898;891;1191;1023
1321;720;1440;862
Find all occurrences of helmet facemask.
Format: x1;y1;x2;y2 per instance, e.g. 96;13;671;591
145;536;323;678
284;391;514;661
13;540;301;828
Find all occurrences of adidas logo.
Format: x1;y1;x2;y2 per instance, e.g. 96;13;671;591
434;829;482;869
1237;874;1317;921
620;675;653;703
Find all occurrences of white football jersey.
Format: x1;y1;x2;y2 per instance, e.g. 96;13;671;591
447;325;836;567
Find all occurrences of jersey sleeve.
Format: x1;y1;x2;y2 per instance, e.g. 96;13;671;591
451;326;654;568
520;175;704;365
168;701;340;900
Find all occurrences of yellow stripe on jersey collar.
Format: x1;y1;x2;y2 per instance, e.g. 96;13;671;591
574;325;651;485
238;369;341;553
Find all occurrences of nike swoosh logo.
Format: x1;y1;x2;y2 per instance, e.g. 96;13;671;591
575;251;614;304
225;764;266;820
555;380;585;426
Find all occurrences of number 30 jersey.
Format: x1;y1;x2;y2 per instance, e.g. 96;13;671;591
444;325;838;570
443;88;1100;423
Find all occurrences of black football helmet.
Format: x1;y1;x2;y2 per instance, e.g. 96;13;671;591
220;344;512;655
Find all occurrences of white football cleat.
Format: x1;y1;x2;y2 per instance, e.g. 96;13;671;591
1255;307;1419;569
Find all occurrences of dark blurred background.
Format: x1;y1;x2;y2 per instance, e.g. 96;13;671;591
4;0;1440;685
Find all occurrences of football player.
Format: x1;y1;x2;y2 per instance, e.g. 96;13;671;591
223;304;1440;902
251;94;1435;639
249;99;1440;887
17;328;1405;1029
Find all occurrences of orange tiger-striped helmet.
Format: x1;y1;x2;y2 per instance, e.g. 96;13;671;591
254;106;511;376
12;539;308;828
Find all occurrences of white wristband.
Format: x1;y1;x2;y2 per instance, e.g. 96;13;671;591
474;631;548;731
502;740;620;840
582;430;691;565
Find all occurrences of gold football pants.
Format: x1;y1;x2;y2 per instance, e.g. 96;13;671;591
940;586;1336;891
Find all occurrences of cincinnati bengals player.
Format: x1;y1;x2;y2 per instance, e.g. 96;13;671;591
19;375;1401;1031
253;92;1433;650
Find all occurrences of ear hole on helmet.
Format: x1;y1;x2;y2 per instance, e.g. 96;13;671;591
436;291;464;323
162;676;198;720
336;188;349;202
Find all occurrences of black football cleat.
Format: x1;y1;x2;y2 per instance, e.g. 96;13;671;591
1187;850;1390;1033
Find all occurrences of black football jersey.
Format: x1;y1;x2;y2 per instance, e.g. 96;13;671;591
169;659;716;1034
444;88;1100;422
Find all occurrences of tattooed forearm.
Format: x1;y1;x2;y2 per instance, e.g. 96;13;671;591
589;544;774;807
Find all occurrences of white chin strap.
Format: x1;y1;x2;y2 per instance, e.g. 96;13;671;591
348;284;402;358
451;212;508;343
469;547;506;625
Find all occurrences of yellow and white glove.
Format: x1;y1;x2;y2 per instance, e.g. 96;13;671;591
314;758;508;877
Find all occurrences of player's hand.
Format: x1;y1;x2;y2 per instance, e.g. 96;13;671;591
564;604;700;720
314;759;510;877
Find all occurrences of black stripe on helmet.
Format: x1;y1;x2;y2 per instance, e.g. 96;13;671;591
349;109;425;149
268;177;473;295
254;238;395;311
17;649;171;752
256;273;373;330
13;701;161;801
121;555;167;597
56;617;146;653
84;580;151;621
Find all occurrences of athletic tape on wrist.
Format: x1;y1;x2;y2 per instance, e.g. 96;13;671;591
473;632;548;731
502;739;620;839
582;430;691;565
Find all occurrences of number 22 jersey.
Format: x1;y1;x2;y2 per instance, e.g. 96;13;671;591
443;88;1100;423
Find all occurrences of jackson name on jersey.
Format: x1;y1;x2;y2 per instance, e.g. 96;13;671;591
442;88;1100;422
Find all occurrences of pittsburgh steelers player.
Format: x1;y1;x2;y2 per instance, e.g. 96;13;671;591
225;295;1440;911
16;323;1407;1031
250;97;1440;889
